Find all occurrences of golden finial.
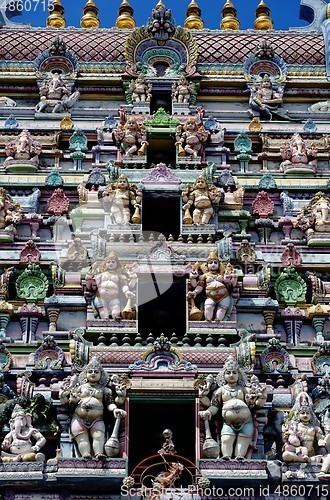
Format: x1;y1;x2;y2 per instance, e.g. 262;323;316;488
116;0;136;29
254;0;273;30
81;1;100;28
185;1;204;30
47;0;66;28
220;0;240;30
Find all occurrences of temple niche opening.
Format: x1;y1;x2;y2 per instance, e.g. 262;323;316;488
1;0;330;498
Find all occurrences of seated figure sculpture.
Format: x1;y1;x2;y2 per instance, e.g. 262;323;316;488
1;404;46;462
282;392;324;463
199;356;266;459
187;251;237;322
102;174;142;225
182;175;223;225
0;187;22;241
113;116;148;157
4;130;42;169
176;117;209;158
60;357;126;459
295;192;330;234
35;72;80;113
280;133;318;173
249;74;283;121
85;252;136;321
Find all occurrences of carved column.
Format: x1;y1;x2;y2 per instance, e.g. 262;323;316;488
263;310;276;336
48;307;61;332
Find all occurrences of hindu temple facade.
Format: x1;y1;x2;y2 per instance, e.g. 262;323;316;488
0;0;330;497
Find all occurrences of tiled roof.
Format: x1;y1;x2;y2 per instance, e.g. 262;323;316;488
0;28;325;66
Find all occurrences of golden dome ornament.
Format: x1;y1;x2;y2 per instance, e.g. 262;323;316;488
81;0;100;29
60;115;74;130
184;0;204;30
47;0;66;28
116;0;136;29
220;0;240;30
254;0;273;30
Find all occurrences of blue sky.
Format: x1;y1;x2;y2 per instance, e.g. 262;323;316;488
17;0;307;30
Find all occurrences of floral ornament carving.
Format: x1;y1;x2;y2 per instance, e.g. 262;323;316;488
20;240;41;263
311;342;330;375
252;191;274;218
281;243;302;266
275;267;307;306
47;189;70;216
34;335;64;370
260;337;290;373
16;264;49;303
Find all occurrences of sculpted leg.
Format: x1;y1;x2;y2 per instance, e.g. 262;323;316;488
192;208;202;224
204;298;215;322
221;433;236;459
201;208;213;224
75;432;92;458
91;429;106;459
234;436;252;459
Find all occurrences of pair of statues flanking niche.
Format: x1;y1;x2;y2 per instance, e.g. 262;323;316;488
60;358;127;459
35;72;80;114
85;252;137;322
198;356;267;460
187;251;237;323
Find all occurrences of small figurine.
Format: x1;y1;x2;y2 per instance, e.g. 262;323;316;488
158;429;176;455
129;75;152;103
113;116;148;157
102;174;142;225
172;76;195;104
85;252;136;321
175;117;209;158
199;356;266;459
282;392;324;463
35;72;80;114
249;74;283;121
60;357;127;459
280;133;318;172
1;404;46;462
187;251;237;322
181;176;223;225
0;187;22;241
4;129;42;167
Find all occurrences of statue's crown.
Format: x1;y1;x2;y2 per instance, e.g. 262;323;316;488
86;357;102;370
223;355;239;371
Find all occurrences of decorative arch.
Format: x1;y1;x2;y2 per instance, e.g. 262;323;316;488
124;26;198;77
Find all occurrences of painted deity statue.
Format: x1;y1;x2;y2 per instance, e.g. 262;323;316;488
282;392;324;463
85;252;136;321
176;117;209;158
187;251;237;322
129;75;152;103
0;187;22;241
172;76;195;104
60;358;127;459
249;74;283;121
113;116;148;157
35;72;80;113
4;130;42;167
182;176;223;225
199;356;267;459
295;192;330;233
1;404;46;462
102;174;142;225
280;133;318;172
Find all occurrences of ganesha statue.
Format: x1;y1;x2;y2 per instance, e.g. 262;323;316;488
280;133;318;174
1;404;46;462
295;192;330;234
35;72;80;114
4;130;42;172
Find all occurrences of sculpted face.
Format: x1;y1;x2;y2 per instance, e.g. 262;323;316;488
195;177;206;190
87;368;101;383
224;369;239;385
186;120;197;131
207;259;219;272
105;258;118;271
117;177;129;190
298;409;312;423
126;119;137;131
